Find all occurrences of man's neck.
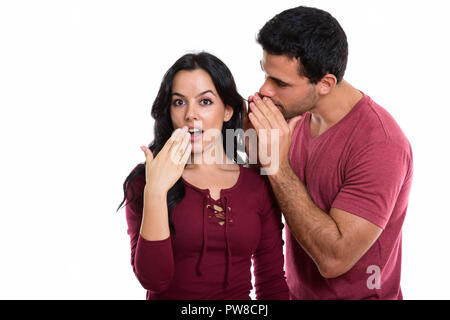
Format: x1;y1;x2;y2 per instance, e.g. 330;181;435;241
309;80;363;137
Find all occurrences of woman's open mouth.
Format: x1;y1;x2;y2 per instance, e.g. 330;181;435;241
188;127;203;142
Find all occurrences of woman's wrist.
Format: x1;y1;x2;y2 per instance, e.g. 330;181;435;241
144;184;168;199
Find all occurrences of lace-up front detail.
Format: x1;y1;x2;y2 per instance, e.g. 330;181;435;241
206;196;233;226
180;165;243;288
195;193;233;287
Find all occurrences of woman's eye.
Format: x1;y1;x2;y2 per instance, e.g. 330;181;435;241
200;99;212;105
173;99;185;106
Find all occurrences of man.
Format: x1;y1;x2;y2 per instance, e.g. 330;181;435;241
246;6;413;299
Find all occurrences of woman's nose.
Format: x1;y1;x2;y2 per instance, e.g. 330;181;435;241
185;103;198;121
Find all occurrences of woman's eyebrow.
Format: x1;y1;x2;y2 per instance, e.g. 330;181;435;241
171;90;216;98
196;90;216;98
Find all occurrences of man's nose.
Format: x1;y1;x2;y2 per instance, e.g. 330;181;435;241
259;79;275;98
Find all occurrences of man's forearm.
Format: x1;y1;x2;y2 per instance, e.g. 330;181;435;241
268;164;344;277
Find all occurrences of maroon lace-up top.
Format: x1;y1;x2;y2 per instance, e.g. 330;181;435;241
125;165;289;300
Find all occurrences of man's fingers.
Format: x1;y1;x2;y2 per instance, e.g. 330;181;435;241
252;94;283;129
261;96;287;128
248;111;263;131
249;100;271;130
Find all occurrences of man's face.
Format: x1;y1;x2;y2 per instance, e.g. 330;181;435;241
259;51;318;119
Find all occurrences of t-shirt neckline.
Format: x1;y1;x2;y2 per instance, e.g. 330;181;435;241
305;91;368;143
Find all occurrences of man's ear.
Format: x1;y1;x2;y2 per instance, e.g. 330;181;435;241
318;74;337;95
224;105;233;122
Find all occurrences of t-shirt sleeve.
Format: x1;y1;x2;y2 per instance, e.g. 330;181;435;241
331;139;412;229
252;179;290;300
125;176;174;292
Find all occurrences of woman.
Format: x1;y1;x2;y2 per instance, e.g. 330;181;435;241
117;52;289;300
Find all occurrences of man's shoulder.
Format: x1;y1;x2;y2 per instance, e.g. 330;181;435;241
354;94;411;154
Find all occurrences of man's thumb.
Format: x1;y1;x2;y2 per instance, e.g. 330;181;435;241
287;115;303;133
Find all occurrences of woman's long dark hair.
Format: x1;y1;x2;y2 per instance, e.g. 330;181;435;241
116;52;245;232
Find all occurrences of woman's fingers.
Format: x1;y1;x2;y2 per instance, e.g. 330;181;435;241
177;130;191;158
170;129;191;164
143;126;191;167
179;140;192;165
140;145;154;162
159;126;186;156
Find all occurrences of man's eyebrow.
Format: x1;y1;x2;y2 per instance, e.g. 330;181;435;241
260;60;290;86
269;76;290;86
262;73;291;86
171;90;216;98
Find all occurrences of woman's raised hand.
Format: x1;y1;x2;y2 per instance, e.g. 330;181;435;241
140;126;191;194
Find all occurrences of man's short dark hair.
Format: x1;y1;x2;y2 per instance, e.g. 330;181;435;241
257;6;348;84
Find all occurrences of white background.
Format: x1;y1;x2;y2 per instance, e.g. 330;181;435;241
0;0;449;299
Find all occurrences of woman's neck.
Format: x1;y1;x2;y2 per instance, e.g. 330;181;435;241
186;148;237;172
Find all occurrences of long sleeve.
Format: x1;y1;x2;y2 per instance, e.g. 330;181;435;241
125;175;174;292
252;179;290;300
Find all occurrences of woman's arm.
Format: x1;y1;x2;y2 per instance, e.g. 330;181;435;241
139;127;191;240
125;127;191;292
140;186;170;241
125;180;174;292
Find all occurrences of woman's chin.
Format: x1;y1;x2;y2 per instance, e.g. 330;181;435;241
190;144;204;154
187;141;225;165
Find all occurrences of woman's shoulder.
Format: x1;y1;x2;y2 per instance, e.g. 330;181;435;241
238;165;278;214
239;165;270;188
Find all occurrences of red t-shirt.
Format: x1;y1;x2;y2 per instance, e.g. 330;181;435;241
287;92;413;299
125;165;289;299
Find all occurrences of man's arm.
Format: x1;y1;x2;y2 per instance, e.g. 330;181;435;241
248;94;382;278
268;164;382;278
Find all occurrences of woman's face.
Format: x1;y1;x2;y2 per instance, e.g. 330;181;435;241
170;69;233;155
